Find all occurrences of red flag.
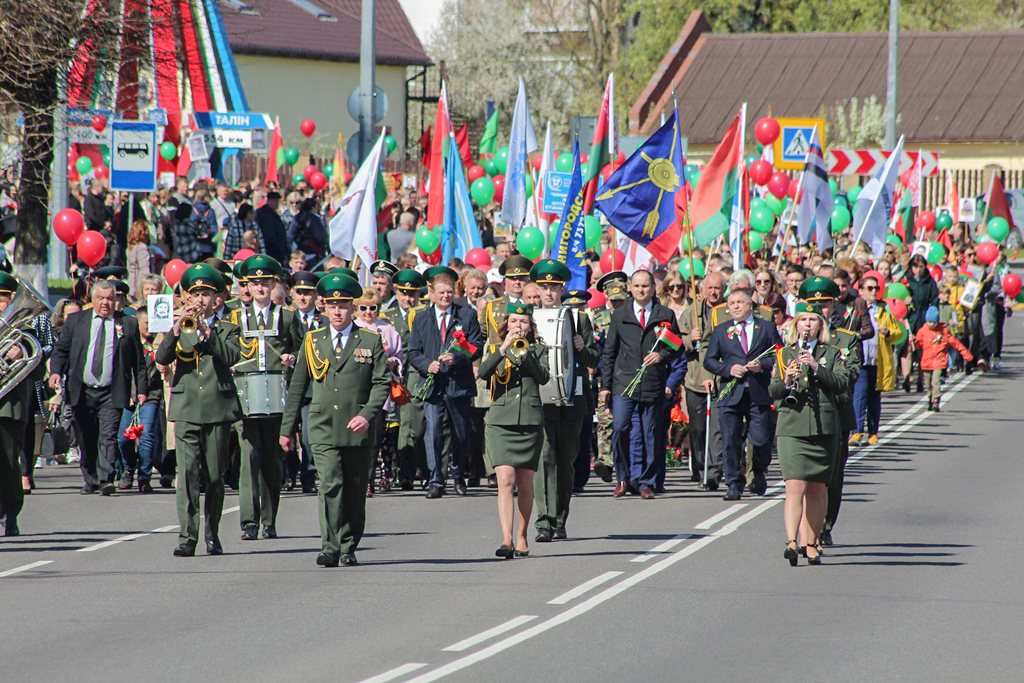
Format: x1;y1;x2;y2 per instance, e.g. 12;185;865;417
176;115;196;178
937;228;953;250
454;124;473;167
426;84;450;228
264;117;283;187
947;175;960;223
582;75;614;214
418;126;432;168
986;173;1015;229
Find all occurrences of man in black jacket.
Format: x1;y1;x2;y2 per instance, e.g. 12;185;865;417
255;191;289;264
49;281;148;495
598;270;681;499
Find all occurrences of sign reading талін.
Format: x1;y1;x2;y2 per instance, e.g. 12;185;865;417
772;117;826;171
192;111;272;150
542;171;573;214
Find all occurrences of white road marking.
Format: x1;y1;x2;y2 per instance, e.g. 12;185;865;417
224;506;241;514
0;561;53;578
78;532;153;552
548;571;623;605
153;525;179;533
694;504;747;530
356;663;428;683
630;534;694;562
442;615;538;652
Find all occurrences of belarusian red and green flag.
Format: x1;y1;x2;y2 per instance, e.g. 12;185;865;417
583;73;614;214
479;110;499;156
691;108;744;247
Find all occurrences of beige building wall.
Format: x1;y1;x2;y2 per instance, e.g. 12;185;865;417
234;55;409;158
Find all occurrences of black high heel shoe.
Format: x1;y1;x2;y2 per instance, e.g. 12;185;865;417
784;540;799;567
805;543;822;565
514;548;529;557
495;544;514;559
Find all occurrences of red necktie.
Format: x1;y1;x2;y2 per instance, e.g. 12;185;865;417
638;307;646;329
440;311;447;342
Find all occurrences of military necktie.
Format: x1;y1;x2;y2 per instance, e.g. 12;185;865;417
334;333;343;355
257;311;266;330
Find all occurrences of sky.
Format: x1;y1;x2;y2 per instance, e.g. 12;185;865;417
396;0;445;46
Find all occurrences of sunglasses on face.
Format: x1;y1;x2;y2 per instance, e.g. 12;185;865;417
756;278;772;284
667;284;684;291
863;285;878;291
357;305;378;312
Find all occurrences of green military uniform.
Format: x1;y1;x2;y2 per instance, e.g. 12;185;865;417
280;274;390;566
232;255;304;539
530;262;599;539
155;265;243;555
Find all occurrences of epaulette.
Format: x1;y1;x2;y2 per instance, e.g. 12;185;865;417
283;305;295;312
359;326;379;335
230;308;241;325
408;304;425;327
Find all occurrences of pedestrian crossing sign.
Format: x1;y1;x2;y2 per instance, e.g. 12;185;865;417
773;118;826;170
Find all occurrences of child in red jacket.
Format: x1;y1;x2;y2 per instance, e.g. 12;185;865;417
915;306;973;411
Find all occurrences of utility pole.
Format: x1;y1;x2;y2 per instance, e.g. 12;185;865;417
358;0;376;165
885;0;898;148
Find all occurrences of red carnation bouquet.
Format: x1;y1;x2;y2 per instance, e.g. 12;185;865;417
416;328;478;400
123;406;145;440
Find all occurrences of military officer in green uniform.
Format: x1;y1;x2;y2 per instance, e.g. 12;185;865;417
231;254;303;541
156;264;243;557
203;258;235;319
380;269;428;490
280;273;390;567
799;276;863;546
591;271;630;481
225;261;250;312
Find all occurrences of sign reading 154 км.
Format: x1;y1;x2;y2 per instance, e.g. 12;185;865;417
109;121;157;192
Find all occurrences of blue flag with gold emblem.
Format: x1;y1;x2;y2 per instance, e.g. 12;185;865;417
594;112;684;264
552;140;587;291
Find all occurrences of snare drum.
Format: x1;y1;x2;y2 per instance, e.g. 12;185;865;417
533;307;576;406
235;372;287;416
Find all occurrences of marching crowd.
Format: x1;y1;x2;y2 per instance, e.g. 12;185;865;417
0;174;1014;568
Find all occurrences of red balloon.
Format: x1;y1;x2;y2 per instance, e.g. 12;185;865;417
531;156;542;172
91;115;107;133
976;241;999;265
53;208;86;246
232;249;256;262
581;154;589;165
884;297;908;321
344;172;353;184
300;119;316;137
915;210;936;233
613;150;626;170
420;248;441;265
77;230;107;267
467;165;486;182
767;172;790;200
69;165;80;182
755;118;780;146
600;164;614;183
303;165;317;182
310;171;328;191
860;269;886;289
94;165;109;180
600;248;625;272
928;264;943;281
465;248;491;270
587;287;606;309
749;159;773;186
1002;273;1022;299
492;174;506;205
162;259;188;288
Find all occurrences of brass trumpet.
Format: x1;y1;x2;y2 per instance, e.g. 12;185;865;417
509;337;529;360
177;308;202;354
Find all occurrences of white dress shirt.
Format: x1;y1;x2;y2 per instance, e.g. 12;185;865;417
331;322;354;351
633;300;653;325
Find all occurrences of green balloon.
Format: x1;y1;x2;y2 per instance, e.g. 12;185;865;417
584;215;602;250
936;213;953;231
292;173;304;185
284;148;300;166
496;147;509;174
677;259;706;279
555;152;573;173
926;241;945;265
516;226;545;260
749;208;774;234
75;156;93;174
691;170;702;188
470;176;495;206
830;205;852;233
683;164;698;185
977;234;996;244
748;232;764;250
324;163;334;176
987;216;1010;242
485;159;499;176
101;146;110;166
384;135;397;155
847;186;862;204
828;178;839;197
749;197;767;214
884;282;910;300
745;155;759;168
681;232;696;252
1016;290;1024;304
886;234;903;247
416;226;440;254
159;141;177;161
766;194;786;217
524;173;534;200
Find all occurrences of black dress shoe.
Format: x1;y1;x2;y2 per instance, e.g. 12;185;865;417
704;479;720;491
535;528;553;543
173;544;196;557
240;525;259;541
159;475;173;489
750;474;767;496
553;527;567;540
593;462;614;483
206;539;223;555
452;478;468;496
495;544;514;559
820;530;833;546
339;552;358;566
425;485;444;499
261;525;277;539
138;481;153;493
302;485;318;494
80;484;98;495
723;484;742;501
316;552;339;567
4;519;19;537
99;482;116;496
400;480;414;491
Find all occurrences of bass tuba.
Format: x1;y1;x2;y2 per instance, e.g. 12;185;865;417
0;277;52;401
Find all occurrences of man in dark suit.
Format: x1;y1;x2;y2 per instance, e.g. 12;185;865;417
704;288;782;500
49;280;148;495
255;191;289;264
598;270;681;499
406;266;483;498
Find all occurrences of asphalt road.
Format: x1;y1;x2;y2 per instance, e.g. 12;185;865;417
2;331;1022;682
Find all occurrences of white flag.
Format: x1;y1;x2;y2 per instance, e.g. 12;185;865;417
531;121;555;254
500;77;538;227
329;130;387;282
796;127;835;252
853;135;904;259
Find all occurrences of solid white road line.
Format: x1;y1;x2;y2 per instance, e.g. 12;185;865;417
223;506;241;514
548;571;624;605
630;534;694;562
442;615;538;652
694;504;747;530
356;663;428;683
78;532;153;552
153;525;179;533
0;561;53;578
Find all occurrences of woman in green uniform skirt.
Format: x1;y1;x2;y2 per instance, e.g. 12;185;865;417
478;303;550;559
769;303;849;566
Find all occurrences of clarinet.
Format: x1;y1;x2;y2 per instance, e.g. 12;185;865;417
784;329;812;407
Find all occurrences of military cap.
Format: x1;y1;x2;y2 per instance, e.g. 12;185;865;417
370;260;399;280
530;259;572;285
562;289;592;306
241;254;283;280
291;271;319;291
798;276;841;301
506;301;533;316
203;257;233;284
113;280;130;296
794;302;824;317
327;267;360;281
232;261;248;283
0;272;19;295
92;266;128;280
499;255;533;277
596;270;629;301
317;273;362;302
180;263;225;293
393;269;427;292
424;266;458;283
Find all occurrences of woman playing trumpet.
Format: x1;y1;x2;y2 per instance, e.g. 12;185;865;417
478;303;549;559
769;303;850;566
